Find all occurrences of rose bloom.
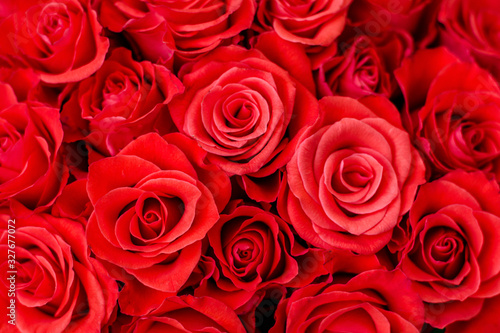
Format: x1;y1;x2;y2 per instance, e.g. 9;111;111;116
100;0;256;66
61;47;184;157
111;295;246;333
280;95;425;254
397;171;500;328
0;211;118;332
395;48;500;181
169;34;319;181
270;269;425;332
316;28;412;99
0;90;68;213
86;132;230;315
439;0;500;82
0;0;109;83
256;0;352;47
197;200;327;310
98;0;174;63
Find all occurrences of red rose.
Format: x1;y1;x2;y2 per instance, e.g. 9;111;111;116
197;200;328;310
86;132;231;315
271;269;425;332
112;295;246;333
61;47;183;156
398;171;500;328
316;28;412;99
0;96;68;213
98;0;174;63
0;211;118;332
256;0;352;47
169;39;319;178
0;0;109;83
153;0;256;65
395;48;500;181
280;95;425;254
439;0;500;82
101;0;256;66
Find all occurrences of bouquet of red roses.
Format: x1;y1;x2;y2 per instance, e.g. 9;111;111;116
1;0;499;332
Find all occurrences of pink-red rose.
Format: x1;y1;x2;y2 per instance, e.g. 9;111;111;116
271;269;425;333
281;95;425;254
0;211;118;332
256;0;352;47
0;93;68;212
61;47;183;156
100;0;256;66
169;39;319;178
112;295;246;333
197;200;327;310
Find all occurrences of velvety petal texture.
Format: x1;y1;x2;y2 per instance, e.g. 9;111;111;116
0;212;118;332
0;101;68;212
281;95;425;254
86;133;230;315
398;170;500;328
3;0;500;331
170;36;319;182
0;0;109;83
271;269;425;333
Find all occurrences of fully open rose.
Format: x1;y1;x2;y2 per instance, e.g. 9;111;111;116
280;95;425;254
0;0;109;83
86;133;230;314
3;0;500;331
398;171;500;328
169;36;319;177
